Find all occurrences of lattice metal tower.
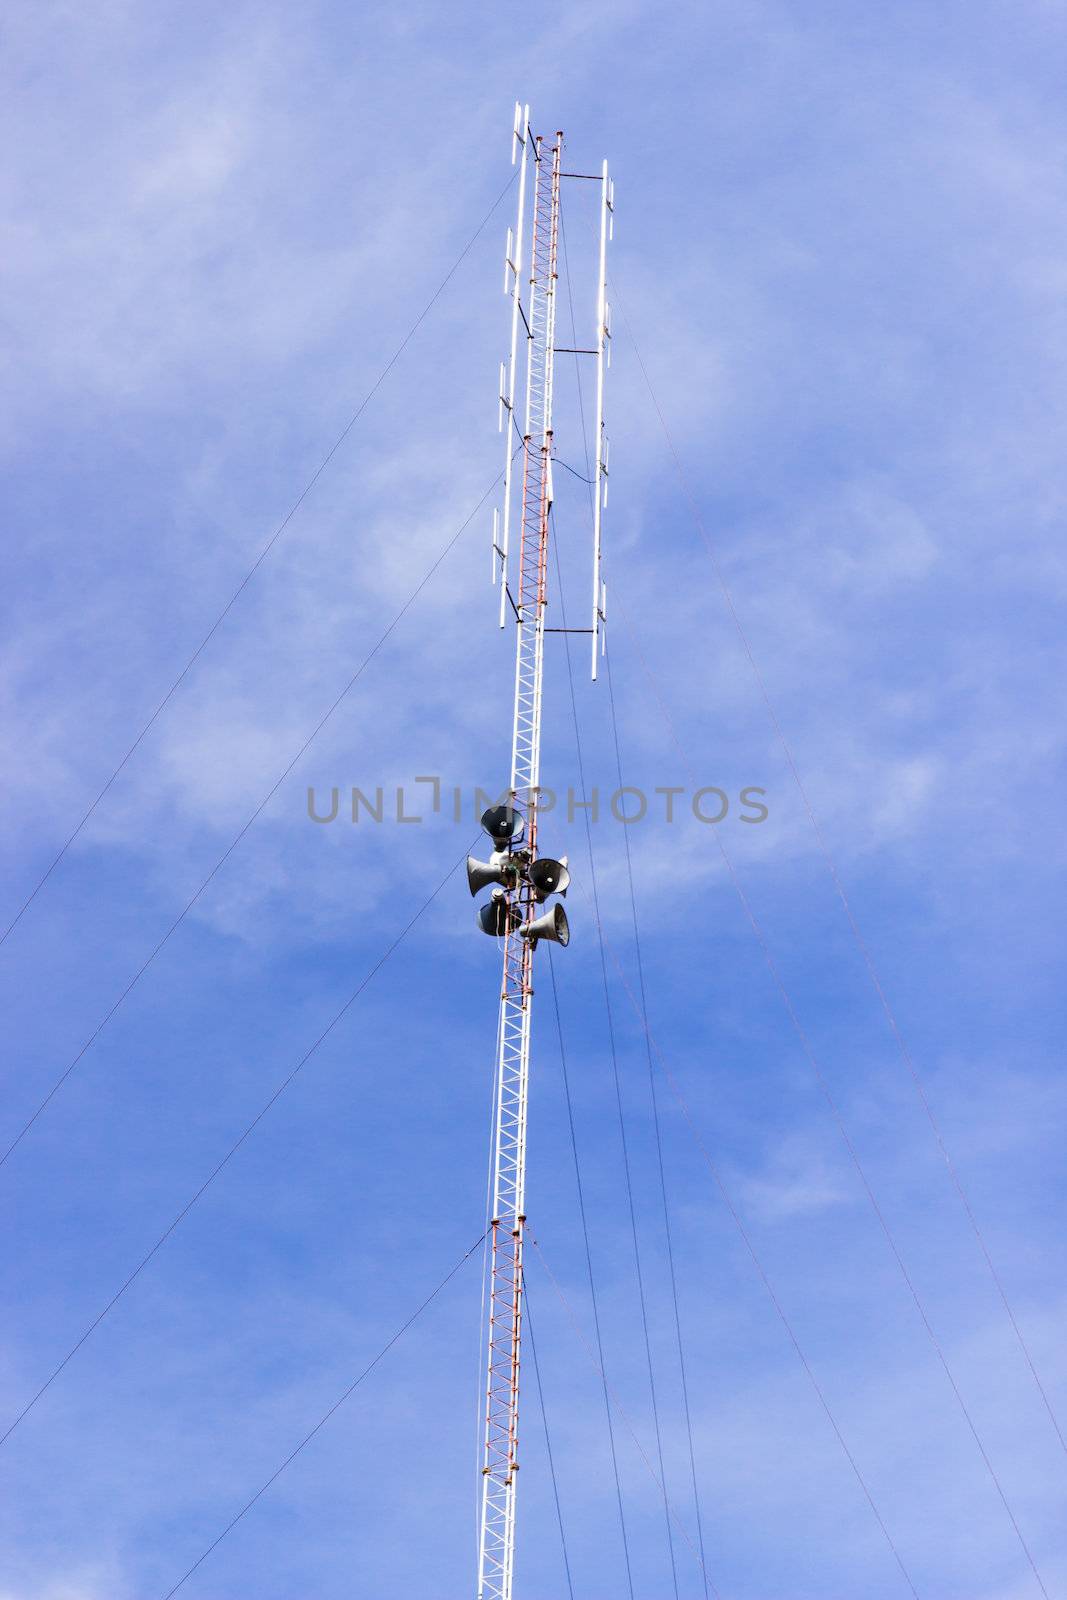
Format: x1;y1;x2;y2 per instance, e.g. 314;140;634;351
471;105;613;1600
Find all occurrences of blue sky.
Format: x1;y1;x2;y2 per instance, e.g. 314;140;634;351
2;1;1066;1596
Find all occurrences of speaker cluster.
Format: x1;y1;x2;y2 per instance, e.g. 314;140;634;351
468;805;571;948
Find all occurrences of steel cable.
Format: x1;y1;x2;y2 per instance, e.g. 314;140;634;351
555;200;680;1598
1;471;504;1171
551;529;680;1600
524;1277;576;1600
604;634;712;1598
610;270;1067;1469
2;170;516;949
0;845;472;1447
547;948;636;1600
530;1234;725;1600
568;880;921;1597
605;593;1047;1597
158;1231;485;1599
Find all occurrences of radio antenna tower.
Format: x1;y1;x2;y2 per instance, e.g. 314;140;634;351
468;106;613;1600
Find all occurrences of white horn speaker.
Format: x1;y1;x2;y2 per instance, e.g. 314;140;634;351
527;855;570;901
481;804;523;846
478;890;520;938
467;853;518;897
519;902;570;948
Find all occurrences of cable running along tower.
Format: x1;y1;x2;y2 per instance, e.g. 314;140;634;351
469;107;613;1600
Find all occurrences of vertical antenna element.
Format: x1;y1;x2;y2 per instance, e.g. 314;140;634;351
590;163;613;679
495;104;531;625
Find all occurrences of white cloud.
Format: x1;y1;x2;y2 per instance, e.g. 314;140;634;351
0;1577;115;1600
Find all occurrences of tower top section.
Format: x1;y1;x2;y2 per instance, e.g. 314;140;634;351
492;106;614;680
